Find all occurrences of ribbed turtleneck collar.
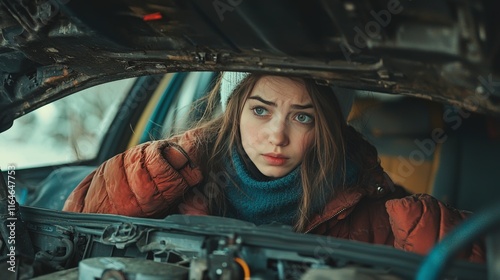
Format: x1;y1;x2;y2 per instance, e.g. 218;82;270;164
221;149;302;226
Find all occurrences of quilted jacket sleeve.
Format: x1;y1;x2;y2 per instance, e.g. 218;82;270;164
62;131;203;218
386;194;485;263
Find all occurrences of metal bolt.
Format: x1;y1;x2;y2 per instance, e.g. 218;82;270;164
376;185;385;194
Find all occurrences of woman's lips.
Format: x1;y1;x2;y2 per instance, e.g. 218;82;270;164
262;153;288;166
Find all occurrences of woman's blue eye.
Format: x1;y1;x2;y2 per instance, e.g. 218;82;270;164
295;113;313;124
253;107;268;116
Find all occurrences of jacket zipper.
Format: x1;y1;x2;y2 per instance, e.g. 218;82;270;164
305;207;347;234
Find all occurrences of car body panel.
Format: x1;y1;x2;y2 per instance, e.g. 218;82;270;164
0;0;499;133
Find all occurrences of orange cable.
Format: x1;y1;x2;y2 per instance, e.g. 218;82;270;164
234;257;251;280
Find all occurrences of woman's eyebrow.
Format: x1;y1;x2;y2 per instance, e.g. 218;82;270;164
291;104;313;110
248;96;275;106
248;95;313;109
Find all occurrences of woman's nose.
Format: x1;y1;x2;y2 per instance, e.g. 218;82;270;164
268;119;289;146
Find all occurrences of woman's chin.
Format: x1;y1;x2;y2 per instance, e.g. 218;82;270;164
257;166;294;178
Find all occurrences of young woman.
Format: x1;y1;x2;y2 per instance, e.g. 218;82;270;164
63;72;484;262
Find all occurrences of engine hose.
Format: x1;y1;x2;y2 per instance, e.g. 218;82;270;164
35;237;74;263
416;202;500;280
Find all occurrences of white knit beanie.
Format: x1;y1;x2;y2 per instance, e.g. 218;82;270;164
220;72;250;112
220;72;354;119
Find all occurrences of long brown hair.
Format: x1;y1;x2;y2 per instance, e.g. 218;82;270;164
188;73;378;232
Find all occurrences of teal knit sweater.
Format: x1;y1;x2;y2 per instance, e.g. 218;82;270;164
221;148;359;226
222;150;302;226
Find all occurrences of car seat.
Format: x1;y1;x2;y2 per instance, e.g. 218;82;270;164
349;93;444;194
432;111;500;211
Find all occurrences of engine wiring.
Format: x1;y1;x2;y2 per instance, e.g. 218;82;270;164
234;257;251;280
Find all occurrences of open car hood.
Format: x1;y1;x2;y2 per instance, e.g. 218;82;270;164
13;207;488;280
0;0;499;132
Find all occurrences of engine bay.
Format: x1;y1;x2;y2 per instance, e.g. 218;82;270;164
0;207;486;280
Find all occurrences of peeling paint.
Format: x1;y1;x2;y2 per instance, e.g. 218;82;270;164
43;68;70;85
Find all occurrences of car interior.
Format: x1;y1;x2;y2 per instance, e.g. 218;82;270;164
21;72;500;214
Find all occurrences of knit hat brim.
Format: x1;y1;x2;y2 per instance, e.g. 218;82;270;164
220;72;250;112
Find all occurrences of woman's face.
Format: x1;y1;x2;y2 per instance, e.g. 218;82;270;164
239;76;316;178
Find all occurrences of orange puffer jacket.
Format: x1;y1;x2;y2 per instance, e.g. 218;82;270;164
63;130;485;263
